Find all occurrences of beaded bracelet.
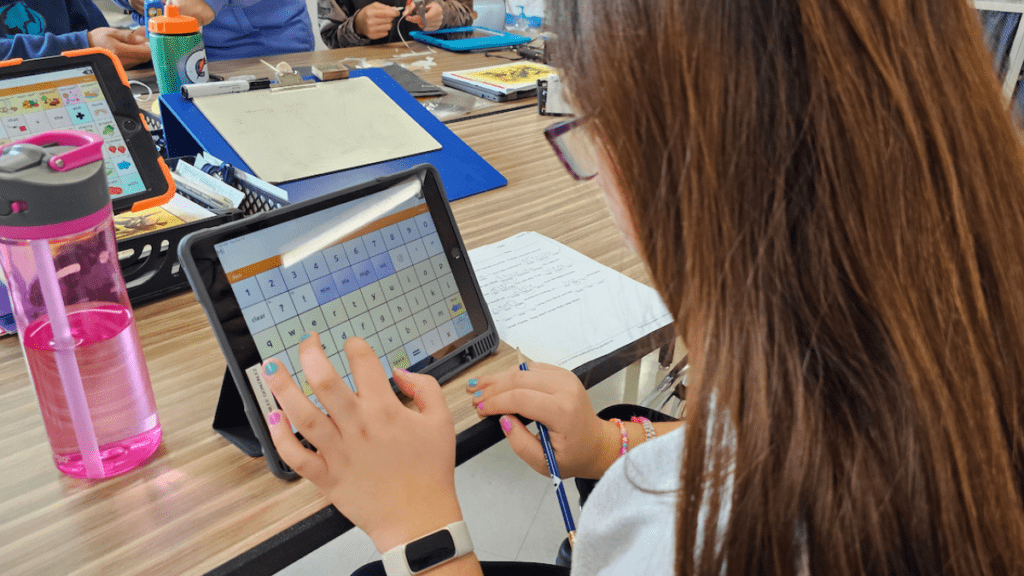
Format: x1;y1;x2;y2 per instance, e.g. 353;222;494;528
631;416;656;441
609;418;629;455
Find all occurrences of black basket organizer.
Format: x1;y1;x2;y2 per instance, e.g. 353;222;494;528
120;155;288;306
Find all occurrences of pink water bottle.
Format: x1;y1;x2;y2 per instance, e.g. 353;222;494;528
0;131;161;479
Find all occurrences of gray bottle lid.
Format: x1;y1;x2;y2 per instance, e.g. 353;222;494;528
0;131;111;229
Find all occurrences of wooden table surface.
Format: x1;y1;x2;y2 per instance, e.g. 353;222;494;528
127;42;538;122
0;105;660;575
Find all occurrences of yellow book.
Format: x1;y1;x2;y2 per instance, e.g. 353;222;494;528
442;62;556;102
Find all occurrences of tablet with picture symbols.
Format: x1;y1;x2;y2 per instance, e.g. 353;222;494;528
0;48;174;213
178;165;499;479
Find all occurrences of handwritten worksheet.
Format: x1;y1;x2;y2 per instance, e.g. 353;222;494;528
469;232;673;369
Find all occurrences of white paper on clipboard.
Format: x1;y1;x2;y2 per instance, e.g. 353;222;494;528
193;77;442;183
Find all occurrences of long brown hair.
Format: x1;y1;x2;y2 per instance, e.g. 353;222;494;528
551;1;1024;574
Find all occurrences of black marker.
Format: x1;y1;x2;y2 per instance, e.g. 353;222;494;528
181;78;272;99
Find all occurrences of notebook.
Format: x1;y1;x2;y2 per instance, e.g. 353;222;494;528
441;61;556;102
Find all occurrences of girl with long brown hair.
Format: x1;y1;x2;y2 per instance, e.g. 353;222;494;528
262;0;1024;574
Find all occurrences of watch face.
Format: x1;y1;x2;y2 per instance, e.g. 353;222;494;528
406;529;456;572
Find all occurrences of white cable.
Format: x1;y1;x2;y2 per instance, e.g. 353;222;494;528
392;8;436;59
129;79;153;102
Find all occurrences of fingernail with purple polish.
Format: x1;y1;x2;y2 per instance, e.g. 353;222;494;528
500;416;513;433
268;412;281;426
476;401;485;412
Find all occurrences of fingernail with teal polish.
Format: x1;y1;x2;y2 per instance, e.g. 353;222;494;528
473;390;482;398
301;333;311;341
264;362;278;375
468;378;478;388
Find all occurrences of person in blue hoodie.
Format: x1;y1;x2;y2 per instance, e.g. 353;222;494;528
115;0;314;62
0;1;151;68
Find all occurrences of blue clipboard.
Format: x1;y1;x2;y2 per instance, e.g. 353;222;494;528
159;68;507;203
409;26;530;52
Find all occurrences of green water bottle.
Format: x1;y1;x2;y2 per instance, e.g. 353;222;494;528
148;3;209;94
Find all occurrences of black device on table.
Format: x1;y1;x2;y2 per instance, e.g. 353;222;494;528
178;165;499;480
0;48;174;214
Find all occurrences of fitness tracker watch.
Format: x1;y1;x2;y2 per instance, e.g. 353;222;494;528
382;521;474;575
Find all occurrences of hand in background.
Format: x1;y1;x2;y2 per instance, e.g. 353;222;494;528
172;0;215;25
128;0;214;26
87;28;151;69
471;363;615;480
265;335;463;553
355;3;402;40
405;2;444;31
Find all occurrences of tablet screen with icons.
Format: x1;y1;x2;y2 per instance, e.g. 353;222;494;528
0;50;173;213
0;65;146;197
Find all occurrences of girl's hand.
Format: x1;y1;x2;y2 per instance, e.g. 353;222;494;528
265;334;463;553
470;363;617;479
405;1;444;31
355;2;402;40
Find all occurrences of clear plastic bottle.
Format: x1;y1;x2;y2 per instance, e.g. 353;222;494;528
514;5;530;32
0;131;160;479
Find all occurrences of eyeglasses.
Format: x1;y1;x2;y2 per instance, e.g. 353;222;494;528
544;117;598;181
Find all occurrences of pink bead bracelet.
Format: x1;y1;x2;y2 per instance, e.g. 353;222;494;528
609;418;629;455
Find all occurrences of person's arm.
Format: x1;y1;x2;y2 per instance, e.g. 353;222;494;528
115;0;216;26
181;0;218;25
0;30;91;61
583;418;683;480
437;0;474;29
319;0;400;47
0;28;150;70
471;363;683;480
265;335;483;575
404;0;474;32
87;28;151;69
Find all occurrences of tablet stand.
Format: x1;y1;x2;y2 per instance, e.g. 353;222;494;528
212;368;263;457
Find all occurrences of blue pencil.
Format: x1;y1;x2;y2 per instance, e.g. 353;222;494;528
517;349;577;548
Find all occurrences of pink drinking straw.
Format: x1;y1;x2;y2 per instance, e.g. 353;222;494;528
30;238;104;478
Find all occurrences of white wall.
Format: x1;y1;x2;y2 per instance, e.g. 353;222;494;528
306;0;329;50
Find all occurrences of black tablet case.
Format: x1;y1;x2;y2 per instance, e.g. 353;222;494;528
182;165;500;473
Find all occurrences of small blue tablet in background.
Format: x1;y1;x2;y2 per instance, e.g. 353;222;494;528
409;26;530;52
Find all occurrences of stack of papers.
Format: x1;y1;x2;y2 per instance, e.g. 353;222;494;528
469;232;673;370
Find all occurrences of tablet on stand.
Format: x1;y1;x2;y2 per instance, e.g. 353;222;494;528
179;165;499;479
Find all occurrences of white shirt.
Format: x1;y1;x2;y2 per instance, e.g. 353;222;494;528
570;427;686;576
571;423;807;575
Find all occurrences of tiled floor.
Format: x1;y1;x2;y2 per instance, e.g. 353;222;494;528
278;353;669;575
